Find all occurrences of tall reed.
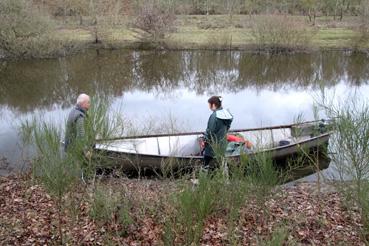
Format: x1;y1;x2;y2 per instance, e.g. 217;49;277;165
19;94;126;243
317;91;369;240
163;143;281;245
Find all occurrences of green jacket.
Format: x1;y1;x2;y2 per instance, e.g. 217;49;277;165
64;106;87;151
204;107;233;157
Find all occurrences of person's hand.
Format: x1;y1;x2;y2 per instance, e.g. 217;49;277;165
198;136;206;149
245;140;253;149
85;150;92;160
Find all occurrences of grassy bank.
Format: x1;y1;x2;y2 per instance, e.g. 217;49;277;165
52;15;369;52
1;14;368;60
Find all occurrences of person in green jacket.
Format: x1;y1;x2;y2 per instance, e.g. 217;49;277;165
203;96;233;170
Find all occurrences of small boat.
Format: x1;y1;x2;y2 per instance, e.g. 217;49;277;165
94;121;331;179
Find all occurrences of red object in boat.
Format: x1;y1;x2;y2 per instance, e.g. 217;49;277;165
227;134;244;142
227;134;253;149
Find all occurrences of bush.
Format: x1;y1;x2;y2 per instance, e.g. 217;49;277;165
163;152;280;245
19;95;127;242
89;184;132;224
250;15;315;52
133;3;176;41
318;93;369;240
0;0;60;58
20;119;81;244
164;171;221;245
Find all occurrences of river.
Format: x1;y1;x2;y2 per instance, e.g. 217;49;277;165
1;50;369;176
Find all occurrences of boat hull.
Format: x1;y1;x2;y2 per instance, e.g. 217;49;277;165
94;133;330;180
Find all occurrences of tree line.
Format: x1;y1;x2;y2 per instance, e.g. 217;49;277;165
35;0;369;19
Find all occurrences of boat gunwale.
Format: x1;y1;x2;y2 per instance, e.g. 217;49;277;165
96;132;331;160
95;120;324;142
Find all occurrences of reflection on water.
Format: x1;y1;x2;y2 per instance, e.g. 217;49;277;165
0;50;369;172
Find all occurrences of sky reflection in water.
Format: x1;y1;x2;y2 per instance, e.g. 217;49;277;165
0;50;368;175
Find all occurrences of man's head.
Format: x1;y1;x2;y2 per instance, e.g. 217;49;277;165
76;93;91;111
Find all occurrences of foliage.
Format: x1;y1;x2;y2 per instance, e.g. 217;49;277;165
29;0;368;17
250;15;315;52
0;0;61;58
20;121;80;197
246;152;280;198
164;150;280;245
260;226;290;246
133;2;176;41
164;171;223;245
90;184;133;227
19;119;80;244
318;92;369;240
19;95;125;242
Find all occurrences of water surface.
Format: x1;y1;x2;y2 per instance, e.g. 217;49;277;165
1;50;369;175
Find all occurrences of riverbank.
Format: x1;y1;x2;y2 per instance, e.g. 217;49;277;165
57;15;369;51
1;15;368;60
0;174;365;245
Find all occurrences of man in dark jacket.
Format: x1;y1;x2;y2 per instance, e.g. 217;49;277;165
64;94;90;152
204;96;233;170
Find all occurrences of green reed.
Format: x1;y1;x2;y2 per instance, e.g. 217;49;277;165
163;143;282;245
19;94;125;243
313;89;369;241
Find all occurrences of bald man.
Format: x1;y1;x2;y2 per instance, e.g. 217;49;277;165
64;94;91;152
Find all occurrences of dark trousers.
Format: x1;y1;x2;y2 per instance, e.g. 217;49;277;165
203;155;217;171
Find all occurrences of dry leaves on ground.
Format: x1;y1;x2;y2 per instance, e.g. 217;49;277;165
0;175;365;245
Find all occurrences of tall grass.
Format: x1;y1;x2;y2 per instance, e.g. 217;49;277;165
163;147;281;245
259;226;290;246
20;120;80;244
89;183;133;228
317;92;369;241
164;171;223;245
19;94;125;242
245;152;281;225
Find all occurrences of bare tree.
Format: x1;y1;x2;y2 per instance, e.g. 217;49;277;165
133;2;176;42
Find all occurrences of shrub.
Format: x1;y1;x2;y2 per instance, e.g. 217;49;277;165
318;93;369;239
89;183;133;236
20;119;81;244
164;171;222;245
0;0;60;58
19;95;126;242
260;226;290;246
133;3;176;42
250;15;315;52
244;151;281;222
163;152;279;245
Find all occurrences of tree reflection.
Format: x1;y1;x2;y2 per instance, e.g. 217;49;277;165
0;50;368;112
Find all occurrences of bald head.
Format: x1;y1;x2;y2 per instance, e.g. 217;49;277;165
76;94;91;111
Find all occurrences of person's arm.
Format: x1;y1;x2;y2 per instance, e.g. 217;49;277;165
76;116;92;158
76;117;85;139
205;113;217;142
